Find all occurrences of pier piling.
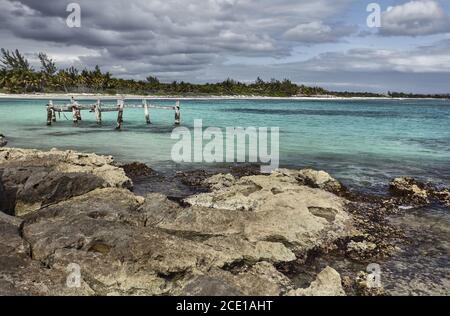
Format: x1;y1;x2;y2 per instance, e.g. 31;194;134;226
46;100;53;126
95;99;102;125
116;99;124;130
175;101;181;125
143;100;151;124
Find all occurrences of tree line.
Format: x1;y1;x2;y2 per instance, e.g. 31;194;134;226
0;48;447;98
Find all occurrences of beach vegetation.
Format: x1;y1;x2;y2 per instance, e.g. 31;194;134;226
1;48;448;98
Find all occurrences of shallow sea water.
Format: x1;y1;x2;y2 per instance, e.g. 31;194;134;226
1;98;449;193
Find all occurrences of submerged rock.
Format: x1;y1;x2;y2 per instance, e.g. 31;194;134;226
120;162;155;178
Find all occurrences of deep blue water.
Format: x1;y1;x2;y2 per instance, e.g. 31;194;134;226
1;98;449;194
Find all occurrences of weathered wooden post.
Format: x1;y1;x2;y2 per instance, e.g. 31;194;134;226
116;99;124;130
95;99;102;125
143;99;150;124
70;97;78;125
72;105;78;125
76;107;82;121
50;100;56;122
174;101;180;125
46;100;53;126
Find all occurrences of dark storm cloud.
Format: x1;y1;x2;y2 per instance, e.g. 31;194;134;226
0;0;356;74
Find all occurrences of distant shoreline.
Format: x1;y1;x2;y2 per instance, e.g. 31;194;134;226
0;92;447;101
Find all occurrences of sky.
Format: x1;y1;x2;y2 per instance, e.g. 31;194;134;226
1;0;450;93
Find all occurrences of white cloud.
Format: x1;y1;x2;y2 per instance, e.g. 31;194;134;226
381;0;450;36
296;44;450;73
283;21;355;43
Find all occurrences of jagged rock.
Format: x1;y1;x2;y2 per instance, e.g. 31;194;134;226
0;210;94;296
0;148;132;216
180;262;292;296
184;172;352;253
0;177;9;213
355;271;386;296
120;162;155;178
139;194;296;264
435;189;450;208
15;172;105;217
389;177;450;209
287;267;345;296
176;169;211;189
0;148;131;188
203;173;236;191
178;275;244;296
19;189;297;295
0;149;358;296
389;177;429;205
277;168;343;193
346;241;378;260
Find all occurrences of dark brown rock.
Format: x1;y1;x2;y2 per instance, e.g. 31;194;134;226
120;162;155;178
389;177;429;205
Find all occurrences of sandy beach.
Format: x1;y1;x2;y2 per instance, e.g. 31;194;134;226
0;92;418;101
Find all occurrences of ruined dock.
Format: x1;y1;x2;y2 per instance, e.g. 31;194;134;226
46;98;181;129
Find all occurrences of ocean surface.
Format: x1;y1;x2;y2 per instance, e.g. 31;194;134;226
1;97;449;194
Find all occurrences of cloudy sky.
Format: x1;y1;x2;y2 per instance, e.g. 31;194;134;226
1;0;450;93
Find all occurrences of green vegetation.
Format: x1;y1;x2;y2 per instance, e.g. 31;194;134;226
387;91;450;99
0;49;448;98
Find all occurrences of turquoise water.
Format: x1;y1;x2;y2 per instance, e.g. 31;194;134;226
1;98;449;193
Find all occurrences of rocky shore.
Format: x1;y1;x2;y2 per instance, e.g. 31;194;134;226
0;147;449;296
0;135;6;148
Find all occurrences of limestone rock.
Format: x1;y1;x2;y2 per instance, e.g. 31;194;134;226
435;189;450;208
203;173;236;191
20;189;297;295
184;172;352;253
346;240;378;260
276;168;343;193
0;149;357;296
0;147;131;188
0;148;132;216
179;262;292;296
120;162;155;178
389;177;429;205
287;267;345;296
0;210;94;296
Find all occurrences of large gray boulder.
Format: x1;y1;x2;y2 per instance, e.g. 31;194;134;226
18;188;295;295
184;170;353;254
0;148;132;216
287;267;345;296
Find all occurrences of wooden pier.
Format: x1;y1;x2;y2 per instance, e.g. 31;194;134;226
46;98;180;129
